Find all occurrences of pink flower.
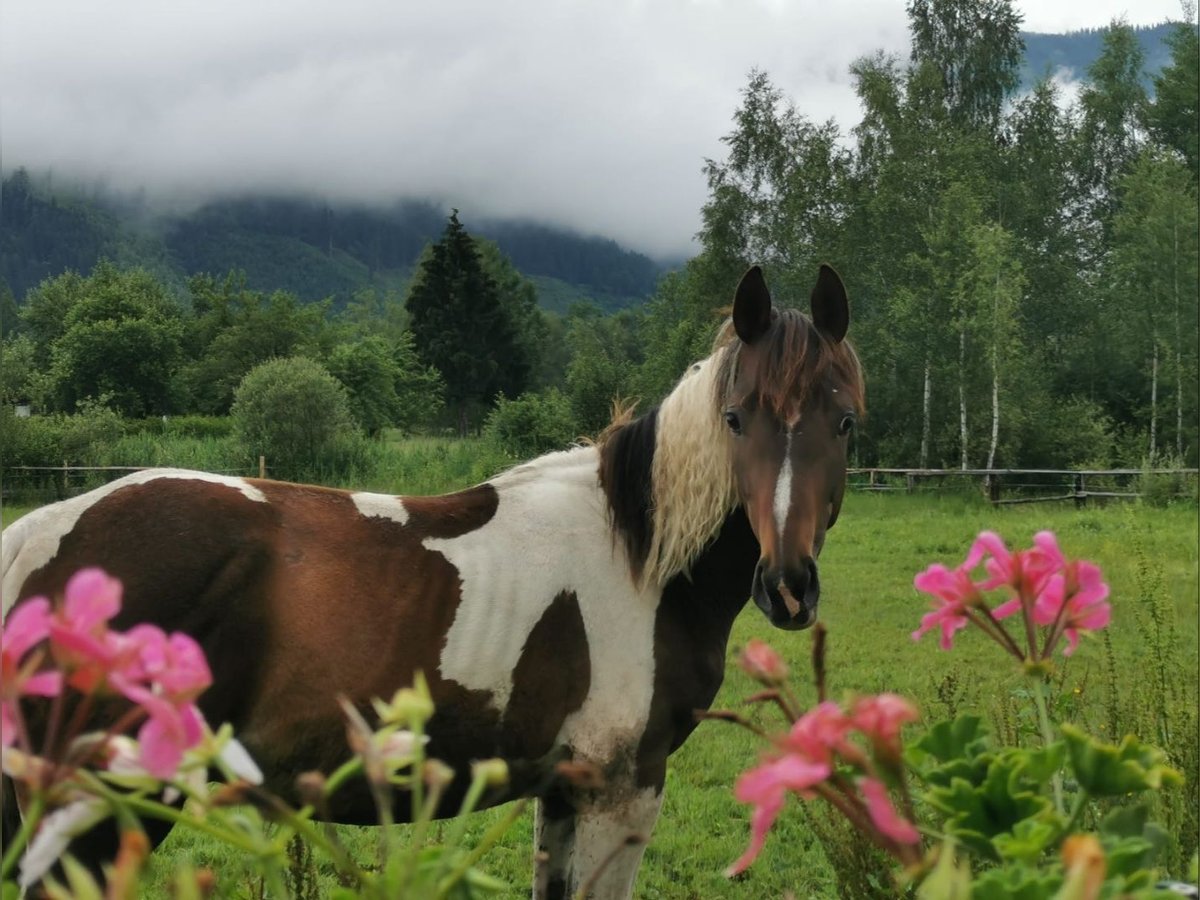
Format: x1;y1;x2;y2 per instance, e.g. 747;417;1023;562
1032;562;1111;656
726;753;832;875
48;568;124;692
110;626;212;779
1;598;62;748
851;694;919;756
859;777;920;845
739;639;789;685
785;701;853;765
911;564;974;649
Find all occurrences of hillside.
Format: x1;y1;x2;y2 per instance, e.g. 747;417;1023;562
0;174;665;313
1020;22;1180;87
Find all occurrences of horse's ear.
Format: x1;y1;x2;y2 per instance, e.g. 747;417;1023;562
811;264;849;343
733;266;772;344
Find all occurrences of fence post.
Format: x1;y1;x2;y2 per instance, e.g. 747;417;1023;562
58;460;68;500
906;473;915;494
988;473;1001;503
1075;473;1085;508
259;455;266;480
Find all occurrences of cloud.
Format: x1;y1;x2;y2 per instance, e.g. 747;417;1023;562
1;0;1185;257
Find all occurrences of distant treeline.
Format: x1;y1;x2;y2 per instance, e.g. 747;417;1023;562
0;178;665;313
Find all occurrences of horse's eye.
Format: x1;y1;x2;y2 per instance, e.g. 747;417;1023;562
838;414;855;436
724;410;743;435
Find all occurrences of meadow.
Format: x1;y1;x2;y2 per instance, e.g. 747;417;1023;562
1;454;1196;898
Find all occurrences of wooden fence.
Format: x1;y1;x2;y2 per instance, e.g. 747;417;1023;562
3;463;1198;507
848;467;1199;506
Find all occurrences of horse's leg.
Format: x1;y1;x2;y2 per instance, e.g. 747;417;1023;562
534;788;576;900
544;782;664;900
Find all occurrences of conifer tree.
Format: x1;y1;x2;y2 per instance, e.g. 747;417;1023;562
406;211;529;433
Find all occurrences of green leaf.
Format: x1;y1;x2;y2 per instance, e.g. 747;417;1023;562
971;863;1062;900
911;716;989;764
2;882;20;900
916;839;973;900
926;752;1056;859
994;818;1059;864
1061;725;1184;796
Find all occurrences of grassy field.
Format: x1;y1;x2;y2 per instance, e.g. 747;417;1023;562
3;481;1196;897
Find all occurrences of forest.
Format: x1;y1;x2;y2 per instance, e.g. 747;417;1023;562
1;4;1197;478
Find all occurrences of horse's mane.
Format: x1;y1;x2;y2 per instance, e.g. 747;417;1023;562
599;312;864;587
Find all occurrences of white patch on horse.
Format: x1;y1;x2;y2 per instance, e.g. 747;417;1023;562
774;434;793;539
349;492;409;525
426;446;660;763
2;469;265;615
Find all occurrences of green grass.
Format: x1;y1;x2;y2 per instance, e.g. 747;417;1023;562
5;471;1197;897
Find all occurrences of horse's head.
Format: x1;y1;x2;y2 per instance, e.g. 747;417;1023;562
720;265;862;630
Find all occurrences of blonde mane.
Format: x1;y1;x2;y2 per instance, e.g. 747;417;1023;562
641;338;739;587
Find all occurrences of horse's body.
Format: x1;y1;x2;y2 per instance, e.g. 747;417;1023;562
2;266;863;898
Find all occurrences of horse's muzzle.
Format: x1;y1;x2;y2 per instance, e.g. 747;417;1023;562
752;559;819;630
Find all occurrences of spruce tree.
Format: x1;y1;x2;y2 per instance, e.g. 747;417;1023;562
406;211;528;433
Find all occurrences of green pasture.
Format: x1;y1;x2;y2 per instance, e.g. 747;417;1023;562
2;476;1196;897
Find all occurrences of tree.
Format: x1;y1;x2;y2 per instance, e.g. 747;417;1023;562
28;261;185;416
179;272;332;414
1145;18;1199;175
906;0;1023;130
405;211;530;432
1110;149;1199;460
1076;19;1149;237
326;333;444;436
231;356;355;476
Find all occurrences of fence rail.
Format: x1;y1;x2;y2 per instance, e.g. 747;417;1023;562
848;467;1198;505
3;464;1198;507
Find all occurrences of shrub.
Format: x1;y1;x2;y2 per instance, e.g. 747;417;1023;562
482;389;578;461
231;357;358;479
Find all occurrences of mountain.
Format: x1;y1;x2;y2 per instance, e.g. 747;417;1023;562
0;173;666;314
1020;22;1180;88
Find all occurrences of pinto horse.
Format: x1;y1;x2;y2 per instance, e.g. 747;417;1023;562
2;264;864;898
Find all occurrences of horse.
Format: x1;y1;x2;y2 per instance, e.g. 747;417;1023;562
2;264;864;899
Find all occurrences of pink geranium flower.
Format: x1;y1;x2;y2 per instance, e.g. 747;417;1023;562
1;598;62;748
738;639;789;685
1032;563;1111;656
911;564;975;649
48;568;124;692
110;625;213;779
859;777;920;845
784;701;853;765
726;753;832;875
851;694;919;757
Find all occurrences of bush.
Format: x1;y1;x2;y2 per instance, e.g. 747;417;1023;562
482;389;578;461
231;357;359;479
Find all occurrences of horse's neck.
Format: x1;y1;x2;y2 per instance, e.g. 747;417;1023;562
661;507;759;627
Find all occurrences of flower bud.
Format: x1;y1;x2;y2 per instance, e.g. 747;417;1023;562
738;639;788;685
296;771;327;806
472;758;509;788
423;759;455;790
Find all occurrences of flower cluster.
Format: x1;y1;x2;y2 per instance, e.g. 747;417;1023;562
2;568;212;780
912;531;1111;660
728;641;921;876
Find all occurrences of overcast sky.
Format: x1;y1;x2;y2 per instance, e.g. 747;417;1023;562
0;1;1189;258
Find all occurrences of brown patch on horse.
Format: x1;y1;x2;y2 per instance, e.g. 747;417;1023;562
503;590;590;758
14;478;279;733
403;484;499;539
597;409;658;581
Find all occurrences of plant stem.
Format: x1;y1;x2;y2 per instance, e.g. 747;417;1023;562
434;797;528;898
1031;677;1065;815
0;791;45;881
1062;790;1089;837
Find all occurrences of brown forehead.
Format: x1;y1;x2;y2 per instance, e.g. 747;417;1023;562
718;311;863;420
